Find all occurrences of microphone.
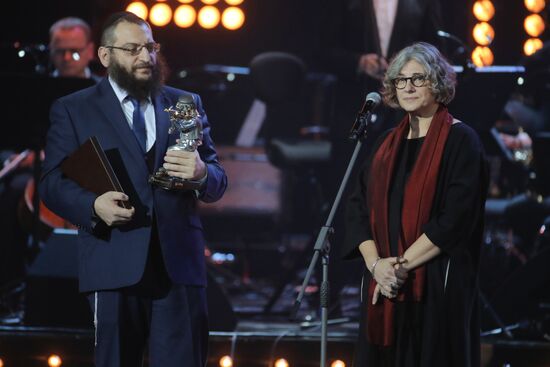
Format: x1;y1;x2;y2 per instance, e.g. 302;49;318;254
350;92;381;140
436;30;475;72
436;30;468;51
358;92;382;115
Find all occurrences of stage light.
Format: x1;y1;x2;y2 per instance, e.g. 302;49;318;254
178;0;194;3
471;46;494;66
331;360;346;367
473;1;495;22
48;355;62;367
219;355;233;367
524;37;544;55
525;0;546;12
198;6;221;29
473;22;495;46
149;3;173;26
174;5;196;28
222;7;245;30
225;0;244;5
0;357;4;367
126;2;148;20
274;358;289;367
524;13;545;37
202;0;220;3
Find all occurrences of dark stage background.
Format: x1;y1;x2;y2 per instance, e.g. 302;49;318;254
1;0;535;74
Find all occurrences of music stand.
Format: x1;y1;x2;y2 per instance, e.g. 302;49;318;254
0;73;95;256
449;66;524;156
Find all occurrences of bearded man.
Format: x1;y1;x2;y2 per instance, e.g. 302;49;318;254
39;11;227;367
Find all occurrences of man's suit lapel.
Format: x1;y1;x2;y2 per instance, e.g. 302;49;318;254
365;0;382;56
153;91;170;172
388;0;407;58
388;0;425;59
94;79;148;172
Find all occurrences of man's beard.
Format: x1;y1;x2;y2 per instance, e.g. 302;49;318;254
108;54;169;100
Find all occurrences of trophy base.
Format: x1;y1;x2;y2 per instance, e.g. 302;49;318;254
148;172;203;191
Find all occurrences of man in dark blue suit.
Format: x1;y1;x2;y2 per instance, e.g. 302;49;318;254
39;12;227;367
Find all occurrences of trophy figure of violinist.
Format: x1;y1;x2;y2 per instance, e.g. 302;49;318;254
149;94;204;190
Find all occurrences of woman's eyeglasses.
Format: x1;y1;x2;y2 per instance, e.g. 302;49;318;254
392;74;428;89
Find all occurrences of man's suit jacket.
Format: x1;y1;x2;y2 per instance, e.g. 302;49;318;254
321;0;444;83
39;78;227;292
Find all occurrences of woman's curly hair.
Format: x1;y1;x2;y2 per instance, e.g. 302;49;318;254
382;42;456;108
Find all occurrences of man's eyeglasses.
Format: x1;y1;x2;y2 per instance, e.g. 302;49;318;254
392;74;428;89
104;42;161;56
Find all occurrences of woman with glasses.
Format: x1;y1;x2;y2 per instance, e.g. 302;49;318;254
344;42;488;367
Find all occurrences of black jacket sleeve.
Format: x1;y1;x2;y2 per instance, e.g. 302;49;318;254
422;124;489;254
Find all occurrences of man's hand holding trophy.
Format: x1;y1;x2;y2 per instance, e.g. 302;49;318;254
149;94;207;191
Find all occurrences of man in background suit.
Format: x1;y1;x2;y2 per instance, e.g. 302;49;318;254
40;11;227;367
321;0;445;142
49;16;102;81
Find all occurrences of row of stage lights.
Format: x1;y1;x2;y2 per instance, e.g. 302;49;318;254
126;0;546;62
126;0;245;30
0;355;61;367
0;354;347;367
219;355;346;367
471;0;547;66
524;0;547;55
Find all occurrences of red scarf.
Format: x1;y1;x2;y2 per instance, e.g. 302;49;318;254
366;105;452;346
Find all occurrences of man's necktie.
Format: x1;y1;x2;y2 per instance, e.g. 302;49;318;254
128;97;147;153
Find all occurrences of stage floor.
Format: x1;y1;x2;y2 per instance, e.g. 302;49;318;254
2;322;550;367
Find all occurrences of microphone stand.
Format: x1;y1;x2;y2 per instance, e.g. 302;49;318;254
290;108;373;367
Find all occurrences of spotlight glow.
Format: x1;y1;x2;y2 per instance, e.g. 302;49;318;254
126;2;149;20
524;38;544;55
274;358;289;367
473;22;495;46
222;7;245;30
0;357;4;367
202;0;220;3
174;5;197;28
331;360;346;367
219;355;233;367
471;46;494;66
473;1;495;22
178;0;195;3
524;13;545;37
525;0;546;12
198;6;221;29
149;3;173;27
48;355;62;367
225;0;244;4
